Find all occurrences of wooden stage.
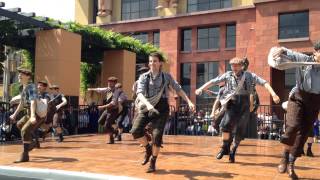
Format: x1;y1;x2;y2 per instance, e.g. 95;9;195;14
0;134;319;180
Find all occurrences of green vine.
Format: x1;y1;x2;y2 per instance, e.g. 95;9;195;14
80;62;101;94
20;49;34;71
10;82;21;97
1;18;166;95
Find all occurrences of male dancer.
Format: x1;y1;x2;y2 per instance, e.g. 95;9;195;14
132;67;153;143
271;42;320;179
196;57;280;163
9;68;38;163
88;77;120;144
114;83;129;141
32;80;51;148
50;85;67;142
131;52;195;173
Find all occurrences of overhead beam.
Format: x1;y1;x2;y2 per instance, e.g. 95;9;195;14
19;12;36;17
0;7;51;29
6;8;21;13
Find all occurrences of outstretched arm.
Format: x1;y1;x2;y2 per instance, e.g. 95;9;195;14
195;73;227;95
264;83;280;104
252;73;280;104
177;90;195;112
88;87;110;93
166;73;195;112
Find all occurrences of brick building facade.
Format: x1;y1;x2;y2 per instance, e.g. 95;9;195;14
75;0;320;106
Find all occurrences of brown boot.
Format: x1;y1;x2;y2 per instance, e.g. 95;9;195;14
141;144;152;165
107;134;115;144
14;152;29;163
14;144;29;163
287;155;298;180
278;151;289;173
146;156;157;173
306;146;314;157
216;141;230;160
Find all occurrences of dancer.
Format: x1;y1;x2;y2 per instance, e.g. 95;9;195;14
114;83;129;141
131;52;195;173
270;42;320;179
32;80;51;148
196;57;280;163
88;76;120;144
50;85;67;142
9;68;39;163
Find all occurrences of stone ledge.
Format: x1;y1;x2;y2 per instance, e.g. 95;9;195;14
278;37;310;43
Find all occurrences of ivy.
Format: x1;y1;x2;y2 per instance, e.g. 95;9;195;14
1;18;166;96
21;50;34;71
10;82;21;97
80;62;101;94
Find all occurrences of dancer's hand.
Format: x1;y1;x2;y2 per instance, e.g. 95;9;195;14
272;94;280;104
204;89;214;96
56;105;61;110
30;115;37;125
195;88;203;95
249;104;254;112
272;47;284;60
146;104;155;111
148;108;160;118
98;105;105;110
9;115;16;123
188;102;195;113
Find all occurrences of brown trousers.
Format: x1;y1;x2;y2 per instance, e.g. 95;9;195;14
17;113;43;143
281;90;320;157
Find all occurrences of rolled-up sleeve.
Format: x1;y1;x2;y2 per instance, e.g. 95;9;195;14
166;73;182;93
284;48;312;62
251;73;267;86
289;85;298;98
111;89;120;105
95;87;109;93
209;73;227;85
136;74;147;95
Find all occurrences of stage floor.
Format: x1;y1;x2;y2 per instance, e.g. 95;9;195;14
0;134;319;180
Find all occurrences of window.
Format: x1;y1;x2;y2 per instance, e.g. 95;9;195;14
225;60;231;72
196;61;219;105
279;11;309;39
187;0;232;13
122;0;158;20
226;24;236;48
197;26;220;50
132;32;148;44
153;31;160;47
285;68;296;89
181;29;192;51
180;63;191;97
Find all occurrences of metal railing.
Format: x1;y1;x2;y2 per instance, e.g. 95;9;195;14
169;104;287;140
1;101;318;143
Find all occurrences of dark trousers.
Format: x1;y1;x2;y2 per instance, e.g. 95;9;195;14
220;95;250;143
131;98;169;147
281;90;320;157
52;110;63;129
98;108;119;134
117;106;129;129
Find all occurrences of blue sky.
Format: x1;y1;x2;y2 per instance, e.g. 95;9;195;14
1;0;75;22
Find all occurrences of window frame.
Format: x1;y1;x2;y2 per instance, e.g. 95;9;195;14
278;10;309;40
